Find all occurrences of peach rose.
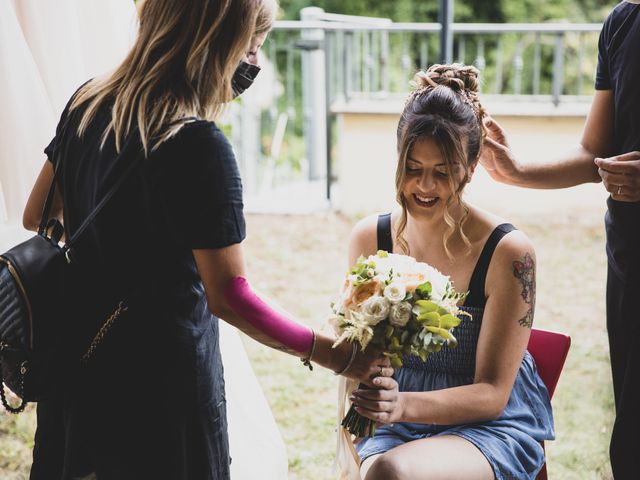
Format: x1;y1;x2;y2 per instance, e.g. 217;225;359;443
345;280;382;308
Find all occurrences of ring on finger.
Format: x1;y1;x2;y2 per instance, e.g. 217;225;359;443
617;185;623;195
378;365;384;376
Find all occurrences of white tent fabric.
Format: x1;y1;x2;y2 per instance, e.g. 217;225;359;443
219;322;289;480
0;0;55;224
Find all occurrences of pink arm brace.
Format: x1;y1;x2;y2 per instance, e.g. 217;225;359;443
223;276;313;353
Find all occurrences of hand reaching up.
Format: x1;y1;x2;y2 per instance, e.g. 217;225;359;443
480;116;521;185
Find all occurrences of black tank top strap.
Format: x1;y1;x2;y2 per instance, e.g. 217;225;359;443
464;223;517;309
376;213;393;252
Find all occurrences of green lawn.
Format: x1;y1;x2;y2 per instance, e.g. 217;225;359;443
0;210;614;479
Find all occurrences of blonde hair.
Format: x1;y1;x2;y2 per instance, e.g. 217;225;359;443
70;0;278;155
395;63;487;259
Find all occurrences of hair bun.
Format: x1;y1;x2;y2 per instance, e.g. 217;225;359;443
412;63;480;94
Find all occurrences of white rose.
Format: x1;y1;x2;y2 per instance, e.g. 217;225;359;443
373;273;388;283
360;296;390;325
416;262;450;300
389;301;412;327
389;253;416;274
383;282;406;304
370;256;392;278
429;275;449;301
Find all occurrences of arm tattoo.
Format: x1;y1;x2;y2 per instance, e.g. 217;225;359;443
512;252;536;328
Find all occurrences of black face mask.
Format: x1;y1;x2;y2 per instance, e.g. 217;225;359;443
231;61;261;97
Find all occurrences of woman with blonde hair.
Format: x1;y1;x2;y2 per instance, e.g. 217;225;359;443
22;1;389;478
346;64;554;480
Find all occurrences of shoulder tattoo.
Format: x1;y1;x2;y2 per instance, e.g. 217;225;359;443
512;252;536;328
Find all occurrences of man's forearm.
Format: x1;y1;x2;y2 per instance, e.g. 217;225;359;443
509;144;601;189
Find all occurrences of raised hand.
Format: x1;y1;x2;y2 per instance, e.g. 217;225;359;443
350;376;403;425
480;116;521;185
595;151;640;202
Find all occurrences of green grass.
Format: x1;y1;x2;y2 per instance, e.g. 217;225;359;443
0;401;36;479
0;211;614;479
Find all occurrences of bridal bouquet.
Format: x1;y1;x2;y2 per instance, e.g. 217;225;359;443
330;251;468;437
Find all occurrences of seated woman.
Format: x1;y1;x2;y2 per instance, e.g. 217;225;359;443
347;64;554;480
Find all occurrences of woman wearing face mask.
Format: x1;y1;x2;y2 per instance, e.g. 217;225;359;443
22;1;390;478
345;64;554;480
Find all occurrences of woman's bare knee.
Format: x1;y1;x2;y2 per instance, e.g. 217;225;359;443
363;451;410;480
362;436;494;480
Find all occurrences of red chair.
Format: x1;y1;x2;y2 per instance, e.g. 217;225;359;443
527;328;571;480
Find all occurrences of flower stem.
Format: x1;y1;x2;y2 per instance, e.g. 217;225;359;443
341;404;375;438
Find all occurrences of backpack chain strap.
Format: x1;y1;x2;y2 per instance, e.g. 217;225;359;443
81;301;128;363
0;343;27;414
0;299;128;414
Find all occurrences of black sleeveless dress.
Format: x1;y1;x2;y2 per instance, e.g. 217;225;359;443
357;214;555;480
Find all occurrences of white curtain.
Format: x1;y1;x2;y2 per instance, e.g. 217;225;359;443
0;0;55;225
0;0;137;225
220;322;289;479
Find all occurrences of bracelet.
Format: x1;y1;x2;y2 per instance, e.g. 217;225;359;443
334;342;358;376
300;328;316;371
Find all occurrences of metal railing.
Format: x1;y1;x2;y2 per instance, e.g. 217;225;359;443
231;14;602;207
272;20;601;105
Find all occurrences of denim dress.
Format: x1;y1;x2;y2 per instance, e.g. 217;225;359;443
357;217;554;480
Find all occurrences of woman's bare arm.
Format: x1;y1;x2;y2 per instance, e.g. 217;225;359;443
480;90;614;189
23;160;63;231
193;244;388;383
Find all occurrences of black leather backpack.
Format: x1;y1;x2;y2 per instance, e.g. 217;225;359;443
0;126;136;413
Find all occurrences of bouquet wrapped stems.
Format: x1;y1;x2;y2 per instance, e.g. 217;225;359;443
342;383;377;438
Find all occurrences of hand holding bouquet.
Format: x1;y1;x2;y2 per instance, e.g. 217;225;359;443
330;251;469;437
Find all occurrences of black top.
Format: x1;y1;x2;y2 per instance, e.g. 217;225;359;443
596;2;640;282
376;213;516;309
31;90;243;479
376;212;394;254
596;2;640;157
